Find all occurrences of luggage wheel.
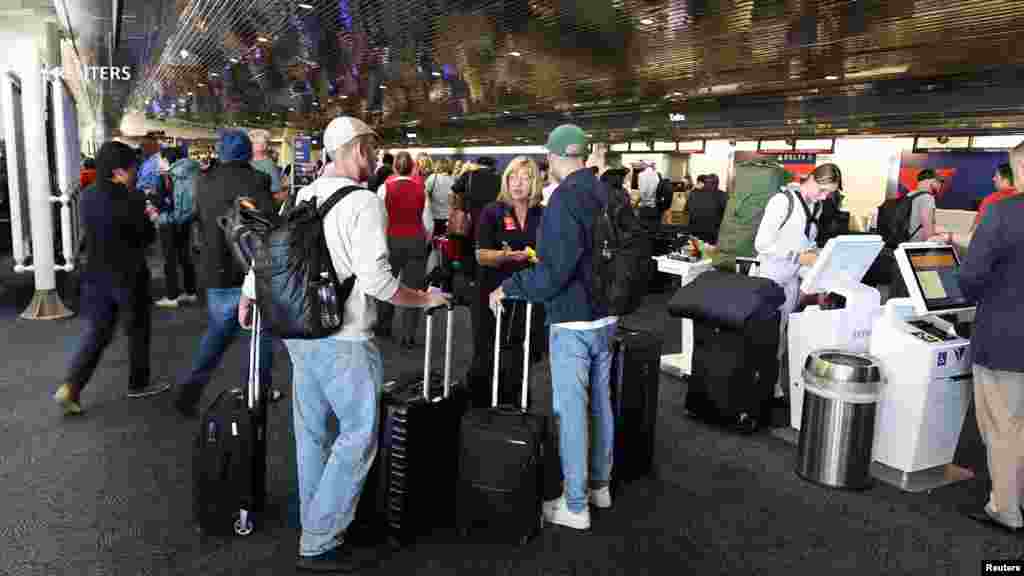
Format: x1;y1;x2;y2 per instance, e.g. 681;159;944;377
234;510;254;536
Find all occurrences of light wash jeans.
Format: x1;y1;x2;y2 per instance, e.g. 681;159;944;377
284;337;382;557
177;287;273;409
549;322;617;513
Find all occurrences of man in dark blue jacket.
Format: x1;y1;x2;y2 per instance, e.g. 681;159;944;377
959;141;1024;532
490;124;616;531
54;141;165;415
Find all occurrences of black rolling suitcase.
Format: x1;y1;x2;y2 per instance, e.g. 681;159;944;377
194;308;268;537
668;271;784;434
354;303;469;547
610;327;663;484
457;302;546;544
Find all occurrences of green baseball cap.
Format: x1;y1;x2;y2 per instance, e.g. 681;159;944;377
545;124;588;157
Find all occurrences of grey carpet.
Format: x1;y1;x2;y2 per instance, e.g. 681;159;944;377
0;259;1020;576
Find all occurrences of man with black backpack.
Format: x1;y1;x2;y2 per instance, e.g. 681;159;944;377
239;116;447;572
874;168;942;297
490;125;638;532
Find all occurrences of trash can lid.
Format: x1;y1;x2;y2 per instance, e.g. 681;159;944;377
802;349;884;400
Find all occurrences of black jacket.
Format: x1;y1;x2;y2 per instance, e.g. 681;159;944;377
686;187;728;244
79;181;155;286
193;161;273;289
958;195;1024;373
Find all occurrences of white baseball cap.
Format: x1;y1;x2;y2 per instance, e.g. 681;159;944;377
323;116;377;154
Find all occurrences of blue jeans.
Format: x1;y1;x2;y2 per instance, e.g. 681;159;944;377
285;337;382;556
177;288;273;408
549;322;617;513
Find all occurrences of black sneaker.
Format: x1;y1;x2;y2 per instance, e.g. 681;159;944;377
126;380;172;399
296;542;377;573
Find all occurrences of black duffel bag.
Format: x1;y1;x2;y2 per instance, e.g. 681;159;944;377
668;269;785;328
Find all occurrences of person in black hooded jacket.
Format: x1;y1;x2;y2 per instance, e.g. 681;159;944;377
54;141;163;415
685;174;727;245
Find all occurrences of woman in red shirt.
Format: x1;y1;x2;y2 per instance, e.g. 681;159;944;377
378;151;430;348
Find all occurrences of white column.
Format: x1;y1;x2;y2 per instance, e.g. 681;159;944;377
21;33;57;292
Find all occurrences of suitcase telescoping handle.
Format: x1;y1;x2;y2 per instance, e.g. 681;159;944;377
423;303;456;402
492;301;533;411
247;306;262;410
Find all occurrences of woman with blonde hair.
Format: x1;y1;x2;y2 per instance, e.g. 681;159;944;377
415;153;433;183
470;156;545;407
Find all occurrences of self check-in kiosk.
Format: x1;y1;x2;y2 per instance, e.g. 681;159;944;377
869;242;975;492
788;235;885;430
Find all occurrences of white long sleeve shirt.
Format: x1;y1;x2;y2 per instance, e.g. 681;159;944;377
243;176;401;340
754;185;819;310
637;167;660;208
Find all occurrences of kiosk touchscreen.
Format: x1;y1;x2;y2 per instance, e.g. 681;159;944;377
869;242;975;491
787;235;884;430
895;243;975;318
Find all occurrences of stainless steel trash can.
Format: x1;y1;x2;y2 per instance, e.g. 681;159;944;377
796;350;884;490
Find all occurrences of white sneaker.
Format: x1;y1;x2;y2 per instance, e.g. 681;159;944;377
589;486;612;509
179;293;199;304
543;496;590;530
154;297;179;308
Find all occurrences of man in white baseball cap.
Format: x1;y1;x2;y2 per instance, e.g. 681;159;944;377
240;116;448;572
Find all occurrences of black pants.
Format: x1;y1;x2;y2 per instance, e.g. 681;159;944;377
66;268;152;391
159;221;196;300
378;236;428;339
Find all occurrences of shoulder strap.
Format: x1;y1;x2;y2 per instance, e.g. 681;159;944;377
318;185;366;217
777;189;795;230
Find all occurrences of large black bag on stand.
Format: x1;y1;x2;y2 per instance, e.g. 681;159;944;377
351;303;470;548
669;271;784;434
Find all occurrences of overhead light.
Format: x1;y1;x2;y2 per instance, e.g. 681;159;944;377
508;51;522;57
179;49;189;58
313;101;319;106
825;75;839;80
289;107;295;111
379;84;387;89
503;111;510;115
845;65;910;79
298;2;314;8
210;72;219;77
257;36;270;43
640;18;654;25
407;133;417;138
450;116;458;120
432;71;441;77
573;103;581;107
230;57;239;63
197;83;206;87
187;91;193;96
671;91;683;97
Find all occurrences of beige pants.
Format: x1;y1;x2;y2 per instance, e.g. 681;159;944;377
974;364;1024;527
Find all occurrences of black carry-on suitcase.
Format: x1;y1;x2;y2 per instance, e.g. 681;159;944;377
193;307;268;537
353;303;469;547
610;327;663;484
669;270;784;434
457;301;546;544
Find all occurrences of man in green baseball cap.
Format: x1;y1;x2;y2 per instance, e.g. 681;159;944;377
490;123;619;532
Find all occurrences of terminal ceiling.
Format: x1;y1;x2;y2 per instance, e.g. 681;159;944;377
54;0;1024;145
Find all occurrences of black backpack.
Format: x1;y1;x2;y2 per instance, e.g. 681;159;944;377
223;186;360;339
590;182;650;316
655;176;673;213
876;191;926;249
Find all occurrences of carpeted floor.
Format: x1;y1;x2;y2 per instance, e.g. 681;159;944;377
0;258;1020;576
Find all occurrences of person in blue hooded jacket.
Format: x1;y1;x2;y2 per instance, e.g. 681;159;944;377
174;129;276;418
154;146;201;308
